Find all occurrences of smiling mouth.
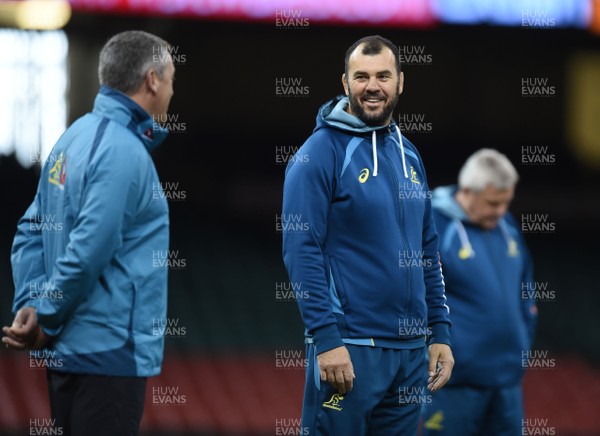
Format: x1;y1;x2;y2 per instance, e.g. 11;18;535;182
363;98;384;107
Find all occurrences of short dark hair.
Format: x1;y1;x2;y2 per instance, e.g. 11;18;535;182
344;35;401;77
99;30;170;95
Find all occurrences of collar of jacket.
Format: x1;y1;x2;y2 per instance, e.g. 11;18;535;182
93;85;169;152
432;185;469;221
317;95;397;136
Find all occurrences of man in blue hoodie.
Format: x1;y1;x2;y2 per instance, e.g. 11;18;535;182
422;149;537;435
282;35;454;435
2;31;174;435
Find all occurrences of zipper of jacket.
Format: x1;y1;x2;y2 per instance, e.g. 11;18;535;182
381;128;412;316
484;230;512;326
485;230;509;297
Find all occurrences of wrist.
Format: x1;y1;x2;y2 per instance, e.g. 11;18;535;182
428;322;451;347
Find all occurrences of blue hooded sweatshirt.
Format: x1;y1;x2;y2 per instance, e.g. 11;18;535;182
282;96;451;355
431;185;537;387
11;86;170;377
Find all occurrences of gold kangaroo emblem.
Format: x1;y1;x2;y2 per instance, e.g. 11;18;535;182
322;393;345;411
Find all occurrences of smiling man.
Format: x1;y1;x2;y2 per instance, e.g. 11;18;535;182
282;35;454;435
343;40;401;126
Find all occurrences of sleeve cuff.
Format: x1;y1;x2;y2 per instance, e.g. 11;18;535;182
40;324;62;337
12;303;63;338
429;322;451;346
312;323;344;355
33;300;64;336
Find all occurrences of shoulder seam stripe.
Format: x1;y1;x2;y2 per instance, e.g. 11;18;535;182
340;137;365;177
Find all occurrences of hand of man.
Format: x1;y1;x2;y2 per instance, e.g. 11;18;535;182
2;307;50;350
427;343;454;392
317;345;355;394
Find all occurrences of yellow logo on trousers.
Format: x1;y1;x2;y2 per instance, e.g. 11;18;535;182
323;393;345;411
424;410;444;430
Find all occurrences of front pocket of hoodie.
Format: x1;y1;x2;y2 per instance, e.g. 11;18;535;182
328;256;349;309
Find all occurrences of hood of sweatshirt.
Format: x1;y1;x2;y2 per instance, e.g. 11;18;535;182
315;95;409;179
432;185;518;259
432;185;468;221
316;94;392;133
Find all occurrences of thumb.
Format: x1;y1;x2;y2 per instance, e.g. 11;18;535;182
21;309;37;327
11;308;37;334
428;350;438;376
12;309;27;329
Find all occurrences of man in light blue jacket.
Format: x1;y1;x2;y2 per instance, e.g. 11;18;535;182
2;30;175;435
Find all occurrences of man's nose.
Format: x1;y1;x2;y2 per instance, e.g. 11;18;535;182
366;76;380;92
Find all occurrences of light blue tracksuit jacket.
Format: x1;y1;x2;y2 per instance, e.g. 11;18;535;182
11;86;170;377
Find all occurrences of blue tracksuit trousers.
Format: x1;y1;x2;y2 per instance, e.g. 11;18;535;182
421;384;523;435
302;344;428;435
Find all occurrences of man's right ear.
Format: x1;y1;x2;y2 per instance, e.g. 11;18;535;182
146;69;160;94
341;74;349;96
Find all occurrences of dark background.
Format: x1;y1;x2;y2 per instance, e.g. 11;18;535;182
1;10;599;435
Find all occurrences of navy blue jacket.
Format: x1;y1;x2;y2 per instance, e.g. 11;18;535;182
282;96;451;355
432;185;537;387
